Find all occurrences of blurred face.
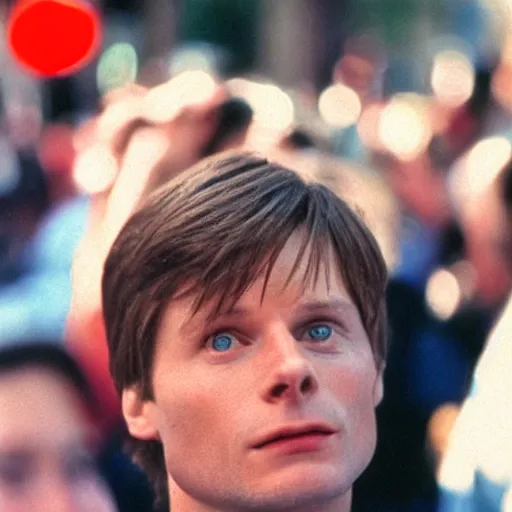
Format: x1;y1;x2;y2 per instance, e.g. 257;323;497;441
0;367;117;512
133;233;384;511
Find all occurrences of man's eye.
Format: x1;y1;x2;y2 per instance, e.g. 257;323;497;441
209;333;238;352
307;324;333;341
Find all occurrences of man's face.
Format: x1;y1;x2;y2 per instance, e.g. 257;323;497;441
0;367;117;512
136;233;383;511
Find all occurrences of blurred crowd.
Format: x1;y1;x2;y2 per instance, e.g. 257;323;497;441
1;1;512;511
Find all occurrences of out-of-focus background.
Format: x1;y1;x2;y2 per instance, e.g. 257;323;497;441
0;1;511;511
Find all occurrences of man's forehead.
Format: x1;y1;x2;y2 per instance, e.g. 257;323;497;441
158;232;350;330
211;296;356;319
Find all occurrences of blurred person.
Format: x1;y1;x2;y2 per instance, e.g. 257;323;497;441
371;142;492;374
432;67;496;166
0;136;49;284
457;187;512;307
372;146;460;291
0;342;118;512
332;33;387;105
101;151;387;512
0;120;83;344
446;136;512;308
0;120;87;341
437;160;512;512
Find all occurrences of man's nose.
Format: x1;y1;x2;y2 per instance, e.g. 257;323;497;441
260;327;319;404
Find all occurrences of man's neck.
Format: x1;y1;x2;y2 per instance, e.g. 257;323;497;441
168;486;352;512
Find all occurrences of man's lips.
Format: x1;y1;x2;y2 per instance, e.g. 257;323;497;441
252;423;337;449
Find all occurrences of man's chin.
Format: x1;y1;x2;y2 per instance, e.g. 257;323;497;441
247;465;351;509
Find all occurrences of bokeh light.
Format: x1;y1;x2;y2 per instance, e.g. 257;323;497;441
168;43;223;76
465;136;511;194
318;83;362;128
72;143;117;194
431;50;475;108
97;42;138;96
379;94;433;161
426;268;462;320
450;136;512;203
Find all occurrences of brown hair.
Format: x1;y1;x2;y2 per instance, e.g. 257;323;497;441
102;150;388;502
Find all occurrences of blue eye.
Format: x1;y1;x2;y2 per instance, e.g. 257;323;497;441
308;324;332;341
211;333;234;352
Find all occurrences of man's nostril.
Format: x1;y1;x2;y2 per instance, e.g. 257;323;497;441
300;375;314;394
271;383;288;397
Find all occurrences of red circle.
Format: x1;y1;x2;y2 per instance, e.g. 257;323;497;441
7;0;102;77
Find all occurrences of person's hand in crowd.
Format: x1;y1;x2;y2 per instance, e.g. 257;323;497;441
70;73;228;320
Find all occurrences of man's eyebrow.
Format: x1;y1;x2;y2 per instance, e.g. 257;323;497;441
206;298;355;323
204;305;252;324
180;305;251;335
181;298;357;335
295;297;357;315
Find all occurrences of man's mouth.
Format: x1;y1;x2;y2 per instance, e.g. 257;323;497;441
253;423;337;449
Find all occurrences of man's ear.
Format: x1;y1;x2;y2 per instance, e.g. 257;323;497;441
122;387;160;440
373;362;385;407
